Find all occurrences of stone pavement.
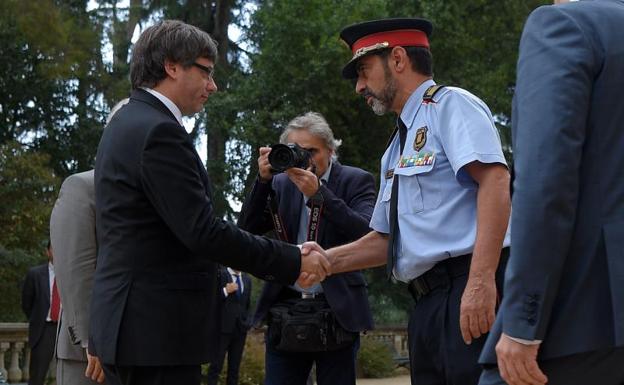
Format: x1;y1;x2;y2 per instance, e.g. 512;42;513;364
357;375;411;385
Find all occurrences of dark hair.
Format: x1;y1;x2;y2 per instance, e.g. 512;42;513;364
130;20;218;89
374;46;433;77
404;47;433;76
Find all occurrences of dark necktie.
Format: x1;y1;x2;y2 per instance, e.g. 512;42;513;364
387;119;408;279
235;274;242;298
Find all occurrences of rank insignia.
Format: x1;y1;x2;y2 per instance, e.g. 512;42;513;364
413;126;428;152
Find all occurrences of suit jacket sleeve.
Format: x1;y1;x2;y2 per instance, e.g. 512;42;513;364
312;171;376;240
237;177;274;235
500;5;595;340
140;122;300;284
50;172;96;347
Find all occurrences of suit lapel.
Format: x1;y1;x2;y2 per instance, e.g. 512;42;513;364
317;162;342;244
41;266;50;309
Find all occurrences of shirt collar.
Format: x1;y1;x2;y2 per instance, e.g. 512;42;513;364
320;161;332;184
142;87;184;126
227;267;240;276
400;79;436;129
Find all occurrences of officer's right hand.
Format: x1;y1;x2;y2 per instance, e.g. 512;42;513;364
258;146;273;182
225;282;239;294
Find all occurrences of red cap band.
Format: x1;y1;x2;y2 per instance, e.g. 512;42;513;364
351;29;429;54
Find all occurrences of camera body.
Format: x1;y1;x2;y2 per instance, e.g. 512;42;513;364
268;143;312;173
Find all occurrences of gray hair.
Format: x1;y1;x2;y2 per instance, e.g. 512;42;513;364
130;20;218;89
279;112;342;160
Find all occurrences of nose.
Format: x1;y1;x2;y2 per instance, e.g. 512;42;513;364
207;77;218;93
355;77;366;95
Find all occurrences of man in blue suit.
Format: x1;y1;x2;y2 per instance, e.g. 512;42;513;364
238;112;375;385
206;266;252;385
479;1;624;384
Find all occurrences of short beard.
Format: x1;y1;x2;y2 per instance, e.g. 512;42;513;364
368;61;397;116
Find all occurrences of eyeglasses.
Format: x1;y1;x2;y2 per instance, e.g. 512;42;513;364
192;62;215;79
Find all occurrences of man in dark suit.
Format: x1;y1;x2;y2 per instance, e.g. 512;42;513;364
479;1;624;385
238;112;375;385
206;266;252;385
90;20;329;385
21;242;59;385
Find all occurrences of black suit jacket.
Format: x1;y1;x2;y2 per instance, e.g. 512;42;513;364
481;0;624;363
238;162;375;332
21;264;51;349
90;89;301;366
218;267;252;334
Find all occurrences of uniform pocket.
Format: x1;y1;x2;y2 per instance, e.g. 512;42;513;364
393;163;441;214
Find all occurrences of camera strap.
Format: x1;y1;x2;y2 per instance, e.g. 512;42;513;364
268;189;290;242
267;189;323;243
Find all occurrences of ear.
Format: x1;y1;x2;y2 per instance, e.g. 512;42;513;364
389;46;408;73
163;59;179;79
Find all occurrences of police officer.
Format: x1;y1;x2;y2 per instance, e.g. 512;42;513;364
307;18;511;385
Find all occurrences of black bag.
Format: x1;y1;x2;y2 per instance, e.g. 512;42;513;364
267;298;357;352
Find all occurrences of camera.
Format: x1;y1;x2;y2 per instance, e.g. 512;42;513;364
268;143;311;173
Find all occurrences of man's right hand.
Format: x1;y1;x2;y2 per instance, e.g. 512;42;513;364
85;350;105;383
297;243;331;288
225;282;239;294
258;146;273;182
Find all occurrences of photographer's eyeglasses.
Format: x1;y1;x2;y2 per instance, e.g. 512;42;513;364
192;62;215;79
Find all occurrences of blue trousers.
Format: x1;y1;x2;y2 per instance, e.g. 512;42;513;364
264;336;359;385
479;347;624;385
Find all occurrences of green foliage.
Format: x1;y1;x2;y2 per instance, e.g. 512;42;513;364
0;142;60;252
357;337;395;378
0;246;43;322
203;333;265;385
365;268;411;325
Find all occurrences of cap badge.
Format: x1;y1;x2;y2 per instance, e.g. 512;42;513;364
353;41;390;60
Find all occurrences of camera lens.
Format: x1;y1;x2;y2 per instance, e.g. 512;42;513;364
268;144;295;173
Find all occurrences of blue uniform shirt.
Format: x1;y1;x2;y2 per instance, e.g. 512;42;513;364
370;79;511;282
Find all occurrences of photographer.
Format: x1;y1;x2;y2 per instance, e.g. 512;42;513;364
238;112;375;385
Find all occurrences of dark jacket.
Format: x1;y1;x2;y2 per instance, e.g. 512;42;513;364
90;89;301;366
21;264;51;348
238;162;376;332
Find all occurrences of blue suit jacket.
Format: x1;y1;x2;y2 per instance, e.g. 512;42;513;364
481;0;624;363
238;161;376;332
217;267;252;334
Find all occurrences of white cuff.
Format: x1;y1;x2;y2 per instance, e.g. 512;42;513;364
507;335;542;345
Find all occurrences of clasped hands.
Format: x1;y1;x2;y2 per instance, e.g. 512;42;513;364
296;242;332;288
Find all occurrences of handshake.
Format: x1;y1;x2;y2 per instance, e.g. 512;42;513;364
296;242;333;288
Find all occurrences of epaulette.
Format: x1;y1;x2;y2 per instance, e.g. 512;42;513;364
422;85;445;104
